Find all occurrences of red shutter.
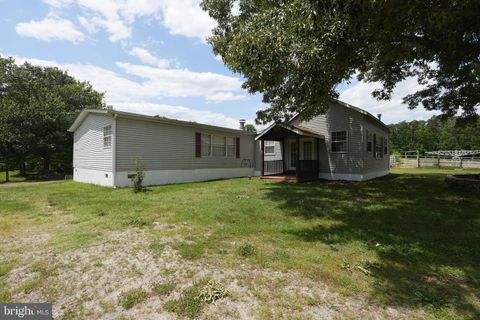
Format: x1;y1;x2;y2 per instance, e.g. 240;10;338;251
236;137;240;158
195;132;201;157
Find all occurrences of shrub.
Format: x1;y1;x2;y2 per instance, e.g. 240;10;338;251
237;243;256;257
131;158;145;193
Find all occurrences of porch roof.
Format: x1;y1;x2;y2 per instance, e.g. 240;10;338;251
255;123;324;141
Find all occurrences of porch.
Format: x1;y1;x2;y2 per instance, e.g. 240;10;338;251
256;124;324;182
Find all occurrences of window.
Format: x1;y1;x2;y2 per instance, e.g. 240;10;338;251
331;131;347;153
226;137;236;157
212;135;226;157
103;125;112;148
304;141;312;160
201;134;211;157
373;134;383;158
264;141;275;155
366;130;372;153
384;137;388;155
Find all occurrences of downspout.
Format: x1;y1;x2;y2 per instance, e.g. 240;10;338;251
112;113;117;188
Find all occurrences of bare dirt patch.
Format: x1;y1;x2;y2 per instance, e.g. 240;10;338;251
0;227;423;319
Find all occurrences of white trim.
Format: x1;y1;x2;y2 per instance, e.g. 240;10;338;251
330;130;348;154
114;167;255;187
112;115;117;187
319;170;389;182
73;168;114;187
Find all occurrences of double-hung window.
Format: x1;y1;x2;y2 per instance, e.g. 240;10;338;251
264;141;275;155
103;125;112;148
212;135;226;157
331;131;347;153
201;134;211;157
226;137;236;157
366;130;372;153
383;137;388;155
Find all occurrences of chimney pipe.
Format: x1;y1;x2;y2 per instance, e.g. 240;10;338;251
239;119;246;130
377;114;382;121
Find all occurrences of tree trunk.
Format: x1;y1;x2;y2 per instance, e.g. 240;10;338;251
5;160;9;182
43;155;50;173
19;159;26;176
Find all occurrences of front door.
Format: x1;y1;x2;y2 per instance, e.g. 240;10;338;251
287;141;297;171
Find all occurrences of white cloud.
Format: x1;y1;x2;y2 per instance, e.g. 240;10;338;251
15;14;85;43
128;47;171;68
39;0;216;42
115;62;244;101
339;77;440;124
10;55;245;104
206;91;245;103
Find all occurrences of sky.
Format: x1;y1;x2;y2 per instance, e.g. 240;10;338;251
0;0;441;129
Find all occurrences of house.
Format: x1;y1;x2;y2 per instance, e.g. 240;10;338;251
68;100;389;187
254;100;390;182
67;109;256;187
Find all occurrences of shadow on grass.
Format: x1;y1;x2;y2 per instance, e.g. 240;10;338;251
263;173;480;317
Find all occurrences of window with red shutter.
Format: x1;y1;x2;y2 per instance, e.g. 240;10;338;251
195;132;201;157
235;137;240;158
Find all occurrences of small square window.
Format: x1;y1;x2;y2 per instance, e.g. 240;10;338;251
264;141;275;155
331;131;347;153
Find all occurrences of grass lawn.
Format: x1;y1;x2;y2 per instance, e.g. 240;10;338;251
0;170;26;184
0;167;479;319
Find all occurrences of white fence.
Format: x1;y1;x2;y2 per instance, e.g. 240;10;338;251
390;155;480;169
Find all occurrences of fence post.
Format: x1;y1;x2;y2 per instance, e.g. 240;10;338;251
437;154;440;167
417;151;420;168
460;157;463;169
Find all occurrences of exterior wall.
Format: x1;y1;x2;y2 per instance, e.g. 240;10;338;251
73;113;114;186
114;116;255;186
361;116;390;175
292;103;364;175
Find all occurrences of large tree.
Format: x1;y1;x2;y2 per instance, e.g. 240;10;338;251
0;56;105;176
201;0;480;124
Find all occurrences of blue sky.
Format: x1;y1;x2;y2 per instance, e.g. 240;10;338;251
0;0;439;128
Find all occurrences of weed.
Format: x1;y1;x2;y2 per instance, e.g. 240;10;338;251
164;285;203;318
118;288;149;309
238;243;256;257
151;281;176;296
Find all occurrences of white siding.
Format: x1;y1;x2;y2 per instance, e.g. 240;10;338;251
73;114;113;172
361;117;390;174
115;117;255;172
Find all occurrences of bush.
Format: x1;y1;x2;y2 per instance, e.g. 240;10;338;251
237;243;256;257
131;157;145;193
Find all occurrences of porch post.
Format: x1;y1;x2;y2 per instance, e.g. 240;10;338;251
281;138;286;173
261;139;265;176
296;135;300;179
317;137;320;176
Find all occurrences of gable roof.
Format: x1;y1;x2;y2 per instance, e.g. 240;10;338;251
68;109;256;136
255;123;324;141
290;99;390;132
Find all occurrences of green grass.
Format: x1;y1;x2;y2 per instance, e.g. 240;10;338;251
164;283;204;319
0;170;26;184
1;167;479;318
118;288;149;309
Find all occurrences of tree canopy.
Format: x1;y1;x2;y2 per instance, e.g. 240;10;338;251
201;0;480;124
388;116;480;154
0;56;105;176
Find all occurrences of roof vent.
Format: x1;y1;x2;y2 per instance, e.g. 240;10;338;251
377;114;382;121
239;119;246;130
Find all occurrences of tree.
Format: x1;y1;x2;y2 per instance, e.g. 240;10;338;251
201;0;480;124
0;56;105;176
388;116;480;153
244;123;257;133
